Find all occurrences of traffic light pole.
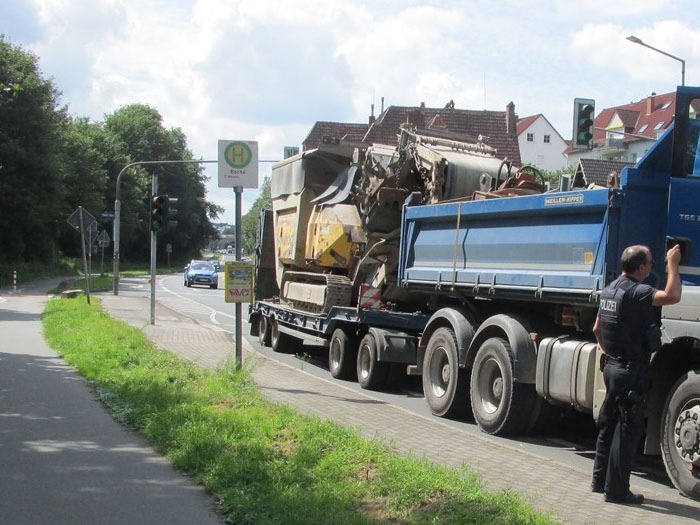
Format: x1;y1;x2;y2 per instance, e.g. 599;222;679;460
112;159;218;295
150;175;158;325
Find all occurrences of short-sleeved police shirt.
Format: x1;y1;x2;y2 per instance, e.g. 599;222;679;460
597;275;656;359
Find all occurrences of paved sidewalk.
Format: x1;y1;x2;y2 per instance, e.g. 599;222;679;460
95;292;700;525
0;284;223;525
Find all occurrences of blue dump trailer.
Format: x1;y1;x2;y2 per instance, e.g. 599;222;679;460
251;86;700;499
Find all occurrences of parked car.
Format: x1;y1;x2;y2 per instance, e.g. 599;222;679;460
184;260;218;289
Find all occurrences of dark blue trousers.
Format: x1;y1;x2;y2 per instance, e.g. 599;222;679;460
591;358;647;496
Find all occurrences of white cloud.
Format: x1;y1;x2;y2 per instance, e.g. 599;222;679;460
4;0;700;224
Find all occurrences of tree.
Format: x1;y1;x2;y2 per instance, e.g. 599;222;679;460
104;104;222;263
241;177;272;255
0;37;67;263
56;116;115;257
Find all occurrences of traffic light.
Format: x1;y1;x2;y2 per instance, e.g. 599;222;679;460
573;98;595;149
166;196;179;231
151;194;167;233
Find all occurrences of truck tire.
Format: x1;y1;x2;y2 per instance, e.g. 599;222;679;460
329;328;357;380
270;318;302;354
357;332;389;391
661;371;700;501
423;327;470;418
258;315;271;347
470;337;537;436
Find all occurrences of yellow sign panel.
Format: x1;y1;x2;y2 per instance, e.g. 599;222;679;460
224;262;254;303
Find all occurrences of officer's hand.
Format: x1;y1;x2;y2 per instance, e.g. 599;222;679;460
667;244;682;266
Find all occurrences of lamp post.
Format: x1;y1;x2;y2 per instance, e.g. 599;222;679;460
626;35;685;86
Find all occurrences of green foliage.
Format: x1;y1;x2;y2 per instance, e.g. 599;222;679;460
42;297;556;525
241;177;272;255
0;37;67;263
0;37;222;268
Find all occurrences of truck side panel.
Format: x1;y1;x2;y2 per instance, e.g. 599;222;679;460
399;188;614;303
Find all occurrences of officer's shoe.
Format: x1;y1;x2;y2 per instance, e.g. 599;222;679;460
604;491;644;505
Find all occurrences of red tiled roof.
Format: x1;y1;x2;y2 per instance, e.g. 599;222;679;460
303;121;369;151
363;105;521;165
593;91;676;144
516;114;540;135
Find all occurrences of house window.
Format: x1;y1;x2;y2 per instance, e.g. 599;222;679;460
527;133;534;142
638;124;648;133
544;134;551;144
654;121;665;130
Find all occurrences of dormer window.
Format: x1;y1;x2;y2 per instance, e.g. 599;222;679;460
654;121;665;131
638;124;648;133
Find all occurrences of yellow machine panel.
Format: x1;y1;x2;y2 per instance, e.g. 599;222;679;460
305;204;365;272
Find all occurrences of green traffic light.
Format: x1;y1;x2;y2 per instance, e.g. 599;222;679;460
574;100;595;147
151;195;167;233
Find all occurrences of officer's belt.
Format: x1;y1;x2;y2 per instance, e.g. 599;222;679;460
605;354;641;367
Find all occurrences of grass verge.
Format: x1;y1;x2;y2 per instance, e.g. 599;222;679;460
42;297;557;525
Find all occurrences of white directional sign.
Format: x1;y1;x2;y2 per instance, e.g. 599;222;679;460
218;140;259;188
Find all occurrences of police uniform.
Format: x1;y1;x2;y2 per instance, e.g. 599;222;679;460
591;274;656;499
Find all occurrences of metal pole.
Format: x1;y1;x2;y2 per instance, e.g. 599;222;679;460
235;186;243;369
626;35;686;86
150;175;158;325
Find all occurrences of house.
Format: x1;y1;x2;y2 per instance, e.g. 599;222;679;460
302;121;369;151
302;100;522;166
567;91;677;167
572;158;633;188
516;114;568;172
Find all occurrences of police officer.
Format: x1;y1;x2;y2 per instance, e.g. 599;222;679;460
591;244;681;504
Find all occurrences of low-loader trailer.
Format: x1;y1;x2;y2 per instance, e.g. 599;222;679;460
250;86;700;499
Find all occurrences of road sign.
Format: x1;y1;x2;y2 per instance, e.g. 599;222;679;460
101;210;115;220
224;262;254;303
97;230;110;248
67;207;97;234
218;140;259;188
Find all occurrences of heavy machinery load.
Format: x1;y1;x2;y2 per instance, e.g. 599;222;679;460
250;86;700;501
267;125;544;314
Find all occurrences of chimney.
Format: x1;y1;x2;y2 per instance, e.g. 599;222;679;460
506;101;516;136
646;92;656;115
381;96;384;113
369;103;375;125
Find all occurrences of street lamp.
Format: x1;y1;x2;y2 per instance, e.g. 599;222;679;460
626;35;685;86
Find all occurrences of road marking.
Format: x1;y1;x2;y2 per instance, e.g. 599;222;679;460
159;279;235;325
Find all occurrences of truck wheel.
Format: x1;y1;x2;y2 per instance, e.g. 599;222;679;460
423;327;470;418
258;315;271;347
329;328;357;380
357;332;389;390
270;318;302;354
470;337;536;436
661;371;700;501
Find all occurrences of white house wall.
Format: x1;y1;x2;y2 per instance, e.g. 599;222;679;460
518;116;567;172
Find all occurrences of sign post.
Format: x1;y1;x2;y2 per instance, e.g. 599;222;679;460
67;206;97;304
218;139;259;368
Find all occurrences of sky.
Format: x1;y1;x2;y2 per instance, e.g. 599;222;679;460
2;0;699;224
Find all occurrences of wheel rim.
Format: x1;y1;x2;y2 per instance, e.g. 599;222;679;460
673;400;700;469
358;344;371;380
477;357;503;415
427;346;450;398
270;320;279;347
258;316;268;344
330;338;341;370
